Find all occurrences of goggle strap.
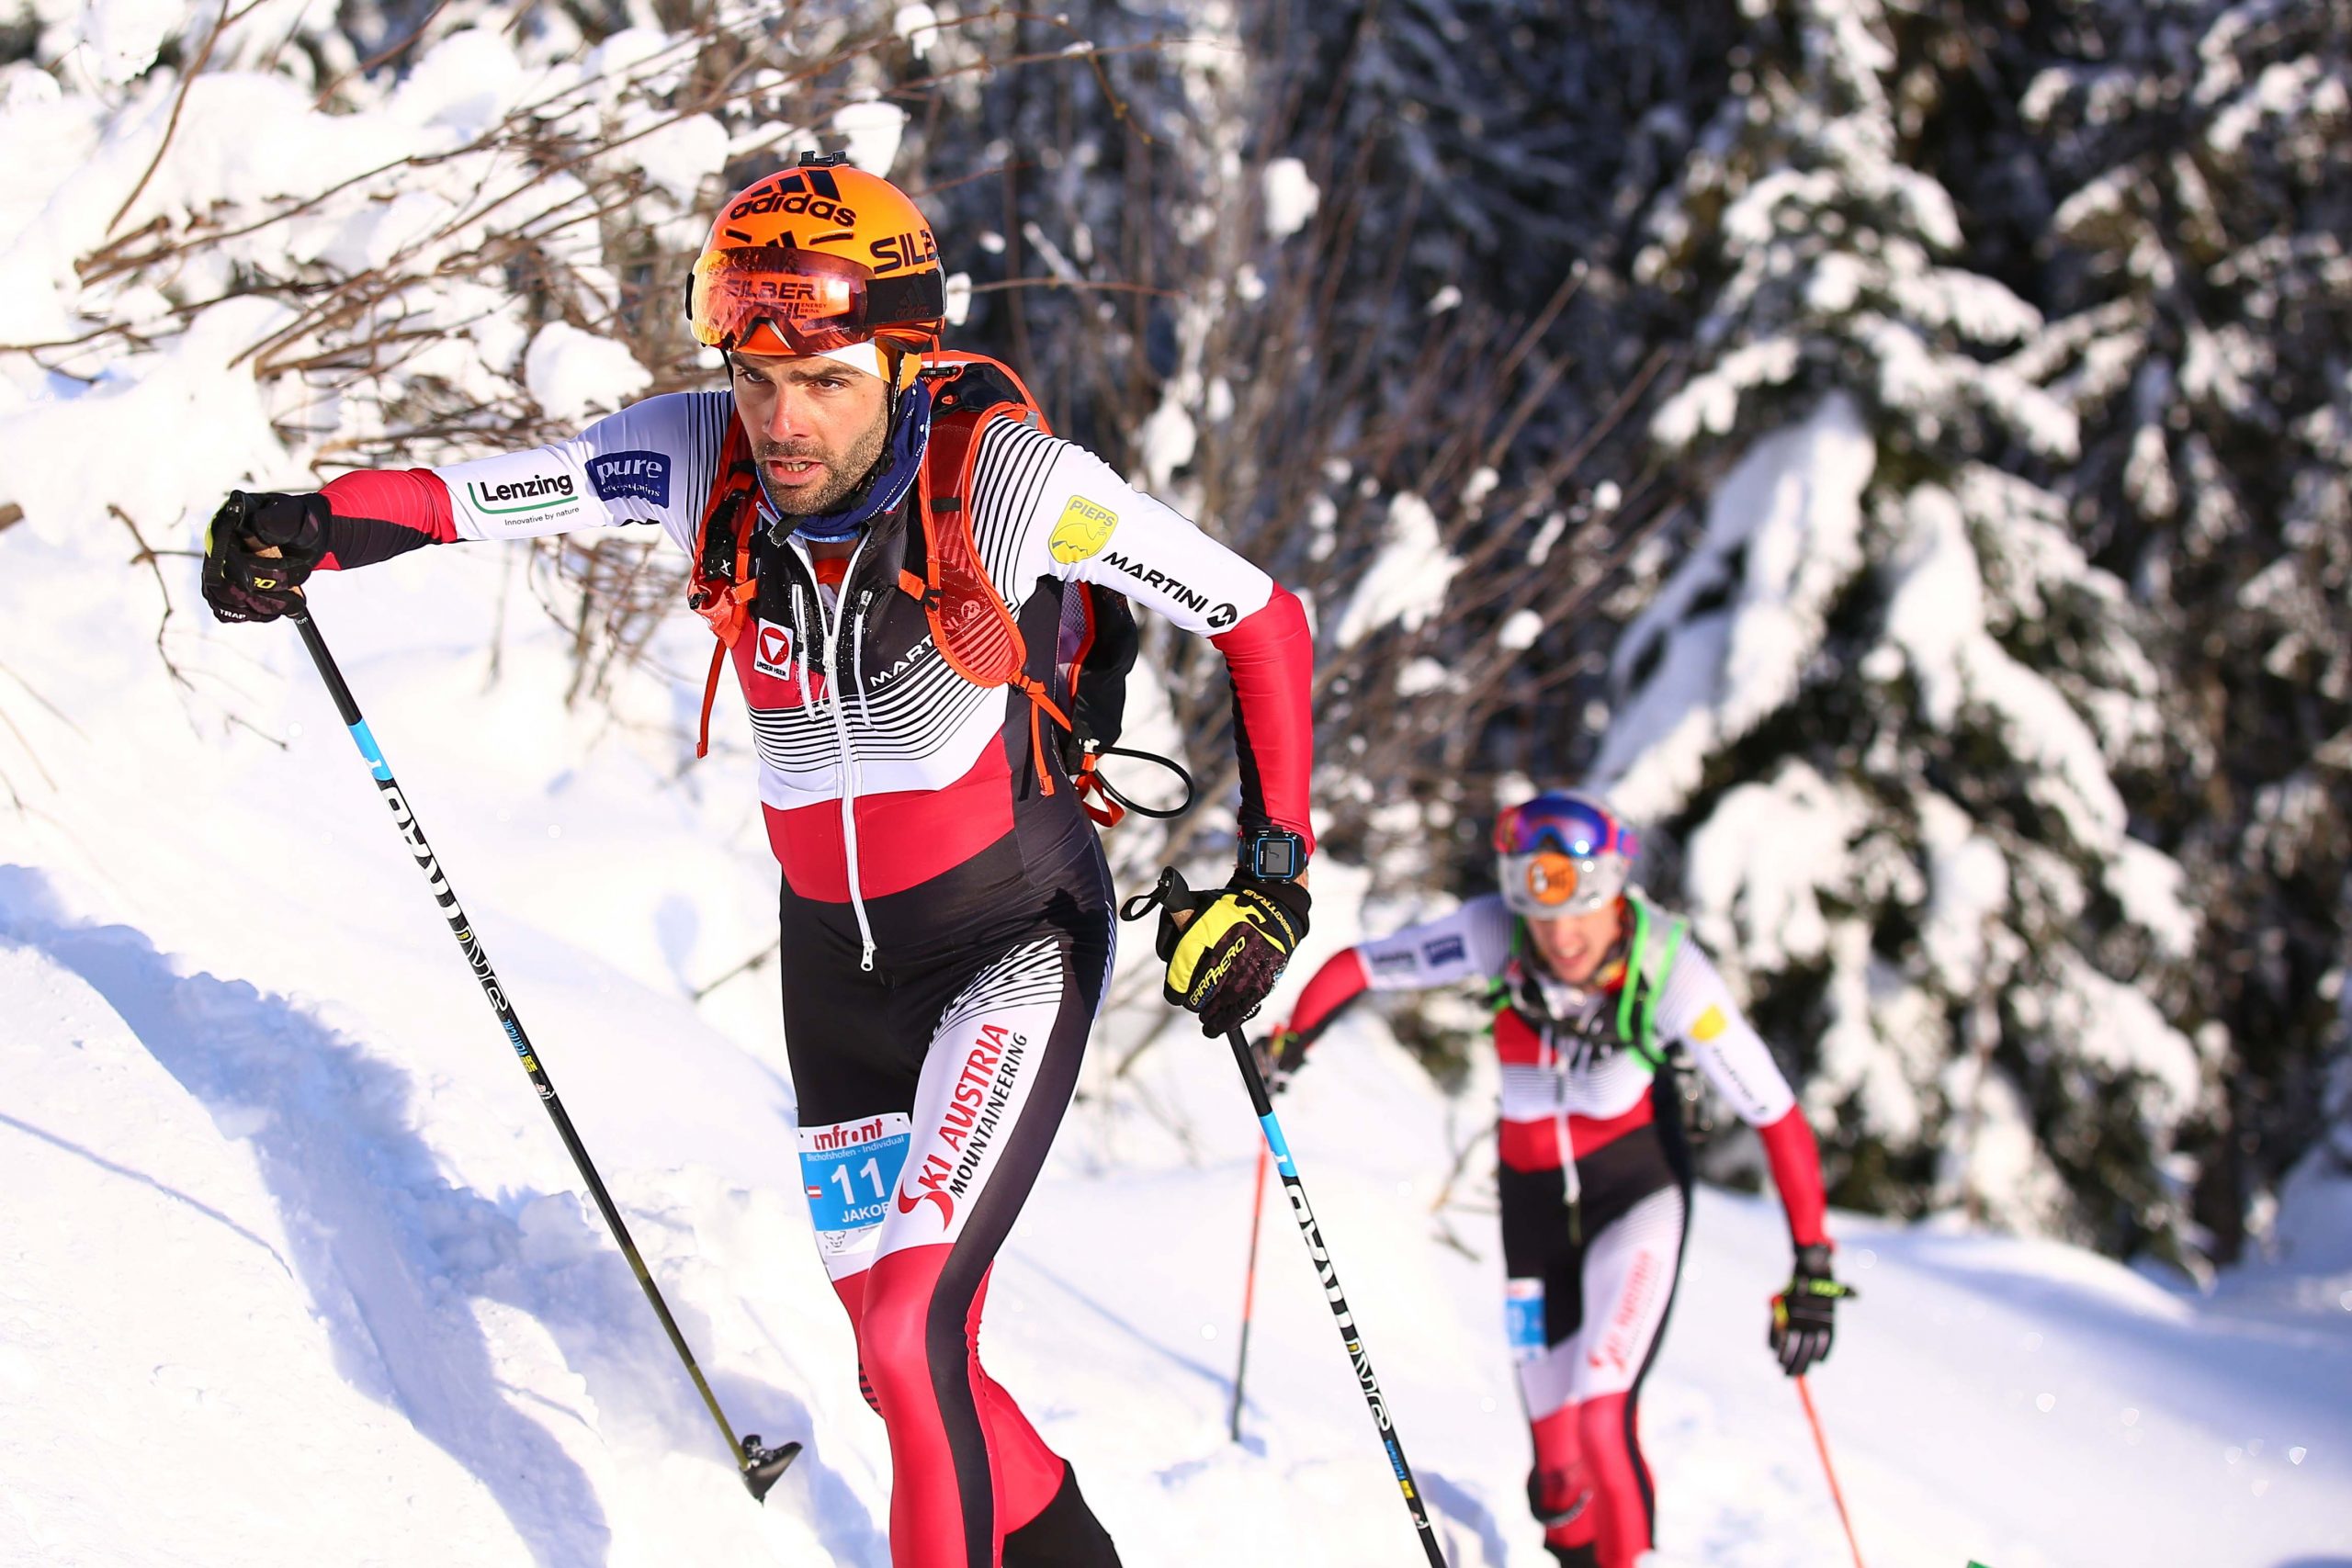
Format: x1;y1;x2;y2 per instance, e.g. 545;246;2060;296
864;269;948;328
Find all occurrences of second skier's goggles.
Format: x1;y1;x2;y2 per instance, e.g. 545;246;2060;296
687;246;944;355
1493;794;1637;918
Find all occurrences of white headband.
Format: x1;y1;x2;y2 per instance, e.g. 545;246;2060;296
814;341;889;380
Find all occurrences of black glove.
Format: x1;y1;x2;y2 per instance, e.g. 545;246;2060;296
1770;1243;1854;1377
1251;1024;1307;1094
1125;866;1310;1037
202;490;330;623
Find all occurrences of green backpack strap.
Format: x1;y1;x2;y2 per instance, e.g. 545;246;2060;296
1612;897;1687;1071
1485;919;1526;1022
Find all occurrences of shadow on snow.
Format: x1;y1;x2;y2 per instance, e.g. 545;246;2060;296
0;864;877;1566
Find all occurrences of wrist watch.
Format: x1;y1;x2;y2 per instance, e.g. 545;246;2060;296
1242;829;1308;882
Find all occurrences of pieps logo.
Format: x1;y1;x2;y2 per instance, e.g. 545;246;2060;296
1049;496;1119;563
753;621;795;680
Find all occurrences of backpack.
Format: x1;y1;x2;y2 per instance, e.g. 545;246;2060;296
684;352;1137;824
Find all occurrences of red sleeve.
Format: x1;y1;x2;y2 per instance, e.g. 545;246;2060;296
315;469;458;570
1282;948;1370;1046
1211;582;1315;853
1758;1108;1829;1249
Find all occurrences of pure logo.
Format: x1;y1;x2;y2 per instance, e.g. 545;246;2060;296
587;450;671;507
466;471;576;516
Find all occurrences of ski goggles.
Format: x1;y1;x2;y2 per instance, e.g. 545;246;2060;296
686;246;944;356
1493;794;1636;918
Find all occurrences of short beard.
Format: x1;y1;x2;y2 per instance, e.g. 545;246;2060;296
760;405;891;516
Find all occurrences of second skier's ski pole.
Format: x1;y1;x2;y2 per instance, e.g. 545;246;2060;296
1796;1374;1865;1568
1228;1142;1269;1442
287;605;799;1503
1227;1028;1448;1567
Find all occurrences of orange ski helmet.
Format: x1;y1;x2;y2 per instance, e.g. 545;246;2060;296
686;152;946;384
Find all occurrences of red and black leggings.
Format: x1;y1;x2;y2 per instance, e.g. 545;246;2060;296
1503;1079;1694;1568
779;826;1122;1568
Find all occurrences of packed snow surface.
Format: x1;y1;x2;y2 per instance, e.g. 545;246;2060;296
2;545;2347;1567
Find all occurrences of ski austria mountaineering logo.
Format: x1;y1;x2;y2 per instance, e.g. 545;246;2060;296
586;450;671;508
898;1023;1029;1228
1048;496;1119;563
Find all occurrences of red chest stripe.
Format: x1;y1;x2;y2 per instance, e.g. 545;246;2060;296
1498;1100;1656;1172
764;745;1015;900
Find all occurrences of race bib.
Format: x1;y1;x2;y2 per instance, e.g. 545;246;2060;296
1505;1277;1547;1363
797;1112;912;1261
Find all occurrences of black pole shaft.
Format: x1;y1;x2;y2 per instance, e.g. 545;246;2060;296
1227;1030;1449;1566
288;607;793;1497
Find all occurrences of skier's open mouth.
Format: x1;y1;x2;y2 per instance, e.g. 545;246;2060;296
763;457;826;488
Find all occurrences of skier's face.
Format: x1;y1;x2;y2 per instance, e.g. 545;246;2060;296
1525;899;1623;987
729;351;891;514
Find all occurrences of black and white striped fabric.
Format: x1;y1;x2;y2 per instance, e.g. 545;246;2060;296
427;389;1280;813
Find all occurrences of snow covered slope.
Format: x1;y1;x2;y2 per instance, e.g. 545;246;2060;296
2;545;2347;1567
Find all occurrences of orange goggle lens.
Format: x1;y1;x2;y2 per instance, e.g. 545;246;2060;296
688;247;873;354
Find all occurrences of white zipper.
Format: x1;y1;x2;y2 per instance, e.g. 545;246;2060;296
797;535;879;971
1548;1025;1581;1214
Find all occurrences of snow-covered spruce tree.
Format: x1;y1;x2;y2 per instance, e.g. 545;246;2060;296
1248;0;1755;886
1970;0;2352;1259
1588;0;2211;1259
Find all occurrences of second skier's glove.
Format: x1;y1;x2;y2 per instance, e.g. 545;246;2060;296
1251;1024;1307;1094
1126;866;1310;1037
202;490;330;624
1769;1243;1853;1377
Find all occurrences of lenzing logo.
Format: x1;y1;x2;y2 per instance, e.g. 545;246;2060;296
467;472;576;514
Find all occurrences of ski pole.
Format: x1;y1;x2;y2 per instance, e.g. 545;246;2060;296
1227;1142;1270;1442
1227;1029;1449;1567
286;606;799;1502
1795;1374;1865;1568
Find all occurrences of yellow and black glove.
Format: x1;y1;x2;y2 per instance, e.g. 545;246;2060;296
1770;1243;1855;1376
202;490;330;624
1125;866;1311;1037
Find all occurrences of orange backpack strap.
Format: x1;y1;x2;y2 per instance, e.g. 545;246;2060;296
1070;745;1124;828
688;418;762;759
908;392;1073;795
